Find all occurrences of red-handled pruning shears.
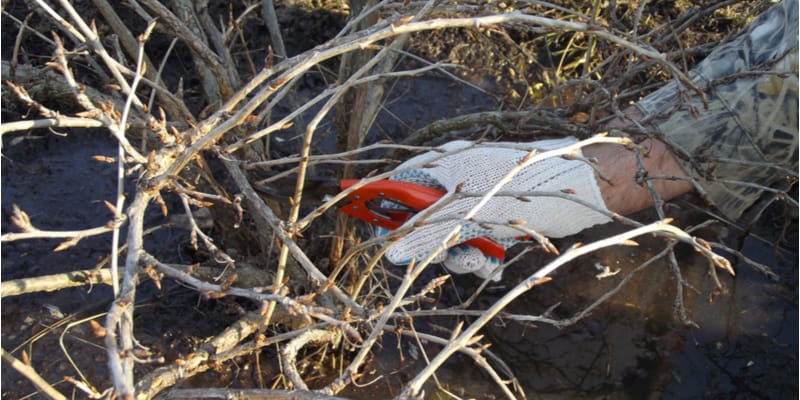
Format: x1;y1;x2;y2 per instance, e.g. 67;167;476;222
338;179;508;261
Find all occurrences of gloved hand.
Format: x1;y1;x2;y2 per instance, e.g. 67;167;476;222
384;137;612;281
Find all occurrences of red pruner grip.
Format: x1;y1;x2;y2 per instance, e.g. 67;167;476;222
338;179;507;261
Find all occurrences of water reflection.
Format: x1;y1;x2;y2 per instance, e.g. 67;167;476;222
426;213;797;398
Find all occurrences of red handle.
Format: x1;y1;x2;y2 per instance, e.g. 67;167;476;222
460;237;506;261
339;179;445;227
339;179;507;260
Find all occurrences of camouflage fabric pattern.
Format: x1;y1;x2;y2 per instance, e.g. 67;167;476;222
636;0;798;222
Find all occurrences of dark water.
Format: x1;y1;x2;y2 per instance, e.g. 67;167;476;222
1;78;796;399
481;231;798;399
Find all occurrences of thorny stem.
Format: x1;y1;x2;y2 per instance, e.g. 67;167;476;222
109;21;153;296
104;191;150;399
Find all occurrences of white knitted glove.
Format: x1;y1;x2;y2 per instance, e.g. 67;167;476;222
385;137;612;281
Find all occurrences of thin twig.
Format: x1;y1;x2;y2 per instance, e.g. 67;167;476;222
1;347;67;400
1;224;116;243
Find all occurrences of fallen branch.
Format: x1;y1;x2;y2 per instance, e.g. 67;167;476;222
1;268;114;297
280;329;343;390
135;309;269;400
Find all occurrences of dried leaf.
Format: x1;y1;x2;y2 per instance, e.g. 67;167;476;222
466;334;485;346
92;155;116;163
45;61;64;72
141;20;157;42
220;274;238;292
519;149;538;165
190;230;198;250
147;150;157;173
187;263;200;274
696;237;712;251
144;264;162;290
392;15;414;28
265;46;274;70
570;112;590;123
103;200;121;218
53;237;80;252
89;320;107;337
132;348;150;358
186;199;214;208
542;239;559;255
534;276;552;286
10;205;34;232
268;75;289;90
206;291;226;300
450;321;464;339
170;126;184;145
714;255;735;276
154;192;168;217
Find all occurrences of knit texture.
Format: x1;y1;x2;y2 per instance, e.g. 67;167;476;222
385;137;612;280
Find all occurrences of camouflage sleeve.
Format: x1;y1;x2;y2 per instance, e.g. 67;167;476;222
636;0;798;222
